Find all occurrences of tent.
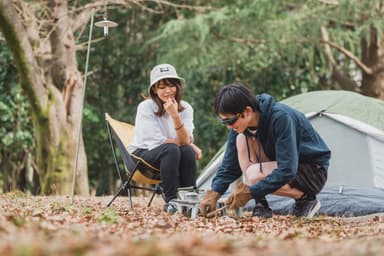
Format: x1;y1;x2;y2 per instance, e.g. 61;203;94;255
196;90;384;216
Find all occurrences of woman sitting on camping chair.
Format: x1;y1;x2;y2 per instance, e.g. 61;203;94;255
127;63;202;213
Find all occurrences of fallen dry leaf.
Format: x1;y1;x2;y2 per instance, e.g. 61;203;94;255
0;194;383;255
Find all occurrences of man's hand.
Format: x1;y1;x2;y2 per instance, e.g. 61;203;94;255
199;190;221;217
225;182;252;209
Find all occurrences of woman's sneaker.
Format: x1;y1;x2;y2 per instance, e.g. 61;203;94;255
292;196;321;218
163;199;179;214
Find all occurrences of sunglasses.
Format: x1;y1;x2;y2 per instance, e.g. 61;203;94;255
219;113;242;125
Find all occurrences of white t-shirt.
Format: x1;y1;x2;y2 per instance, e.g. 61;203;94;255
127;99;194;152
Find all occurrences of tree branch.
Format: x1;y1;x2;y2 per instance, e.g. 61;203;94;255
71;1;107;32
331;68;362;93
320;26;336;67
320;26;373;75
0;0;47;111
72;0;213;34
320;26;361;93
317;0;339;5
136;0;214;12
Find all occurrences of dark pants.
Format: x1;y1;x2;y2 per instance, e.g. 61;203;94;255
133;143;196;202
290;163;328;197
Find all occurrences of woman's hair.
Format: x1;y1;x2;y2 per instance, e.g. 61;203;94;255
214;83;259;115
149;78;185;116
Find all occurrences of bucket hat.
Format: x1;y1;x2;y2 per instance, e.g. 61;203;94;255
149;64;185;93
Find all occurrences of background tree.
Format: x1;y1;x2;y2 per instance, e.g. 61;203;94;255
0;0;98;195
151;0;384;99
0;0;210;195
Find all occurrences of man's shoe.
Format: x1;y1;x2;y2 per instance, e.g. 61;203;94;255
292;197;321;218
163;199;179;214
252;203;273;218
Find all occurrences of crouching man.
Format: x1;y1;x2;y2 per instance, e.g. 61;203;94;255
200;84;331;218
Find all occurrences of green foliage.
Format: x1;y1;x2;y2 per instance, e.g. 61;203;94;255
0;45;33;148
0;42;35;192
147;0;384;91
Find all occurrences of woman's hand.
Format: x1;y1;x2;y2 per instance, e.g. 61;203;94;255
163;98;178;118
190;143;202;160
164;97;190;145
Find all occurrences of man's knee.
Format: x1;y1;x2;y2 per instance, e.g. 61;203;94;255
247;176;261;185
246;171;263;185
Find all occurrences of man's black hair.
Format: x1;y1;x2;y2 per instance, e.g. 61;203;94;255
214;83;259;115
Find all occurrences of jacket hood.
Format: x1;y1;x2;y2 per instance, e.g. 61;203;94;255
257;93;275;132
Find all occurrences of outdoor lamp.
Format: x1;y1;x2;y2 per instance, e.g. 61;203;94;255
95;17;118;37
71;6;118;204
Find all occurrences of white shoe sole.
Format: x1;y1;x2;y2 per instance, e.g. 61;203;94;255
306;200;321;218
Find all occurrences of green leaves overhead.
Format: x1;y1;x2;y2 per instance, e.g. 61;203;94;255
147;0;384;87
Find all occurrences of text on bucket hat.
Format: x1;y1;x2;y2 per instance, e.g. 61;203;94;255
149;64;185;91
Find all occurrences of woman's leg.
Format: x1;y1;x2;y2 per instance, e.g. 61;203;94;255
178;145;197;188
134;143;180;202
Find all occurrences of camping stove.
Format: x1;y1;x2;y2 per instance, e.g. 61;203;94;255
173;190;242;218
173;191;200;219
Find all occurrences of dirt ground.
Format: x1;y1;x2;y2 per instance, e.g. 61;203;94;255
0;193;383;255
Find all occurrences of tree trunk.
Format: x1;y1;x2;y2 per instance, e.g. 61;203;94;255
360;27;384;100
1;151;13;192
0;0;89;195
324;25;384;100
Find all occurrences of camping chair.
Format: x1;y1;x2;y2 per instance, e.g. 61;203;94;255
105;113;164;208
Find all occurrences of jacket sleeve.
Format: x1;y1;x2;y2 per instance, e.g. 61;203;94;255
211;129;243;195
249;115;299;201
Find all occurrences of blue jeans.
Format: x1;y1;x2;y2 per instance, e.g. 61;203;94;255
133;143;196;202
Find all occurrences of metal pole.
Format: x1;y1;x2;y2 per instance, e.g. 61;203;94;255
71;9;95;204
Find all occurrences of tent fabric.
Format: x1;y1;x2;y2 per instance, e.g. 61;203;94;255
280;90;384;131
197;90;384;216
315;112;384;142
243;186;384;217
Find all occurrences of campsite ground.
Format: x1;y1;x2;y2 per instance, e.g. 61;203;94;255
0;193;383;256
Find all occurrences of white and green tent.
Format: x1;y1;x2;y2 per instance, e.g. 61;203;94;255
197;90;384;216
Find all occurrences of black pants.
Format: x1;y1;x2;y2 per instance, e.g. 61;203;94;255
133;143;196;202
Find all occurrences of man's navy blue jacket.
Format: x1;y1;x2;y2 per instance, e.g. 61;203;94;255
211;93;331;201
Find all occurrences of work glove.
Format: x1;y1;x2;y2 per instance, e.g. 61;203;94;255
225;182;252;209
199;190;221;217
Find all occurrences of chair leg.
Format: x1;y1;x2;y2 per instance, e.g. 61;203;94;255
147;190;157;207
106;180;129;207
128;187;134;209
147;184;163;207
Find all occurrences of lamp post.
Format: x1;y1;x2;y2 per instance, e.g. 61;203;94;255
70;7;118;204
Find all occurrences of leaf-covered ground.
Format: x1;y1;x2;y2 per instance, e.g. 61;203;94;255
0;193;383;256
